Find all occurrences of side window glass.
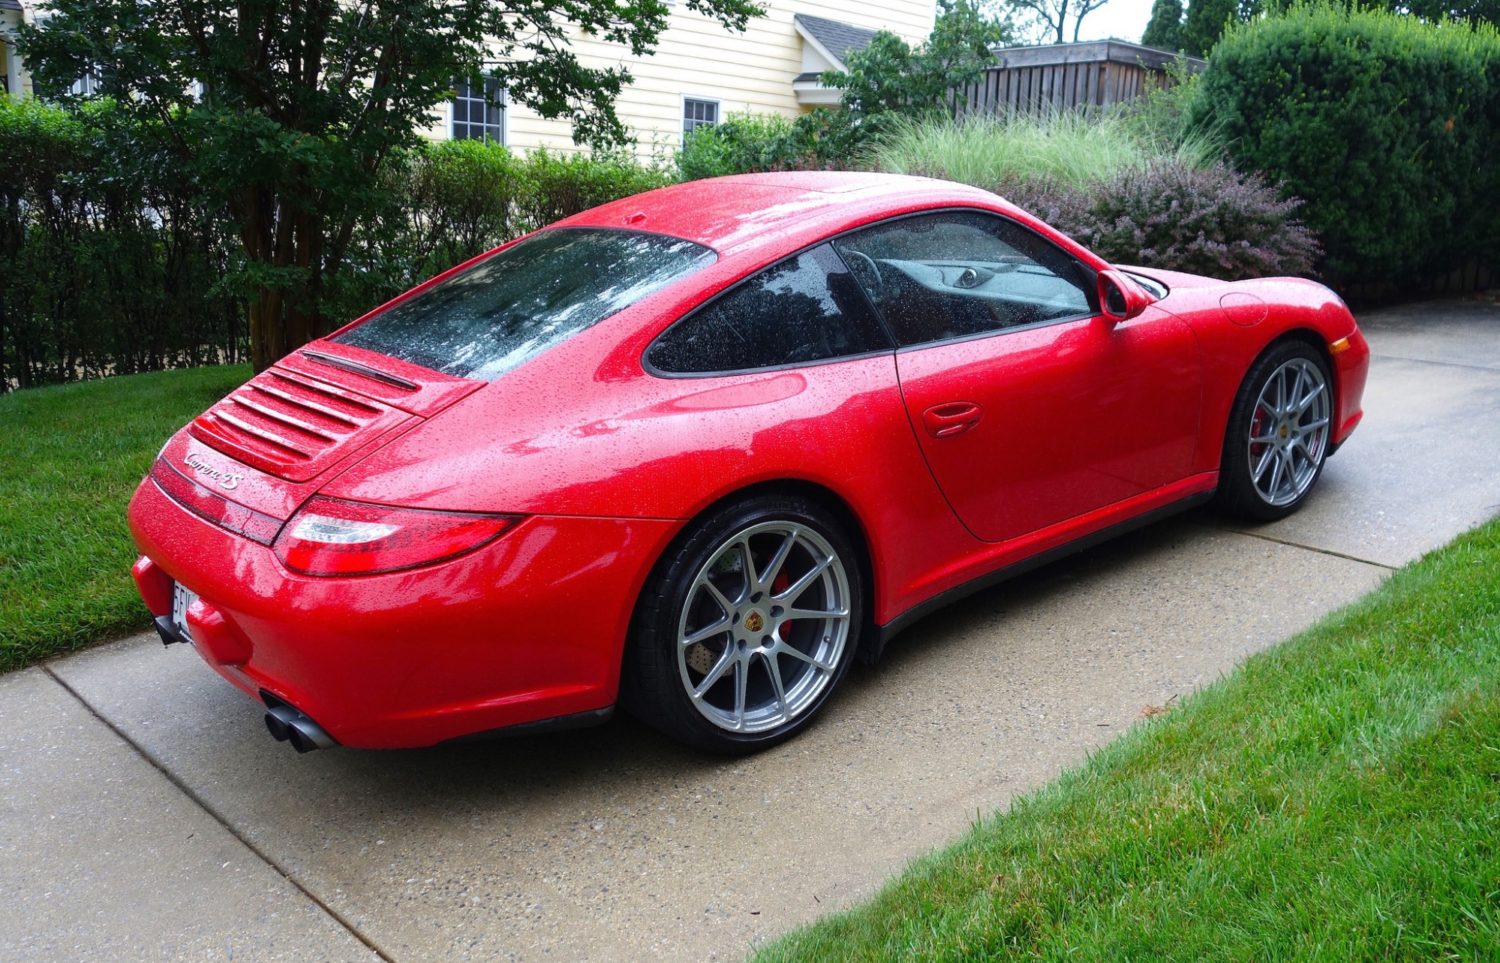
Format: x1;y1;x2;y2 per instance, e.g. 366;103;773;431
832;211;1094;348
648;243;891;374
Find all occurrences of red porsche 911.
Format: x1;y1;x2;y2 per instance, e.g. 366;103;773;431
127;172;1369;754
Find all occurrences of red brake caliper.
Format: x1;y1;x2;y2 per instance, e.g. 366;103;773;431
772;570;793;638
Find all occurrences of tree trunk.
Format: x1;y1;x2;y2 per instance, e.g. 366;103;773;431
244;187;323;372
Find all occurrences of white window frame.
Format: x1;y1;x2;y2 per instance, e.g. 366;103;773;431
68;71;100;96
451;77;508;146
681;95;721;143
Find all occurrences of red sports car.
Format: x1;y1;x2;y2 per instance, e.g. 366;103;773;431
127;172;1369;754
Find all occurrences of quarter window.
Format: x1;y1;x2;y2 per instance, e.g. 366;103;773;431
451;78;506;144
649;243;891;375
832;211;1094;348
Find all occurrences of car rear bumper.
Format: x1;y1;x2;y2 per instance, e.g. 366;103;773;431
127;476;679;748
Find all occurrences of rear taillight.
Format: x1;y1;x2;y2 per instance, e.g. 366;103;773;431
273;496;520;576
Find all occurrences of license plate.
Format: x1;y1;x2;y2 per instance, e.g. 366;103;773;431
171;582;198;644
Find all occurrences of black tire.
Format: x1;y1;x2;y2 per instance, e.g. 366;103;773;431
1217;339;1334;522
621;493;864;754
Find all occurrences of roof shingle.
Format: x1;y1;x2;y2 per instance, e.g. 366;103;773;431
793;14;880;68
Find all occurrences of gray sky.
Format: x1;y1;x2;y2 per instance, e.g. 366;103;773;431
1036;0;1155;42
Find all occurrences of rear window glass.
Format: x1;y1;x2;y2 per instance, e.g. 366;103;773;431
335;228;716;380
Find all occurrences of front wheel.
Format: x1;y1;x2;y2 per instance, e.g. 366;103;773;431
1217;340;1334;522
622;494;863;753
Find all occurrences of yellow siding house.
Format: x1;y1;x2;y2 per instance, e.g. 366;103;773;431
3;0;936;156
421;2;937;157
1;0;35;98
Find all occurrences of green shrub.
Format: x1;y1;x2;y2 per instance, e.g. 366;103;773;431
678;113;802;180
674;111;862;180
515;147;672;229
408;140;526;265
1190;6;1500;284
0;97;241;391
328;141;672;324
1003;160;1321;280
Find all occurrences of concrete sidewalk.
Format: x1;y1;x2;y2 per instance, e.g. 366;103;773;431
3;298;1497;962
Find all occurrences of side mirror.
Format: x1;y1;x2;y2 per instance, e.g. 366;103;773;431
1097;269;1152;323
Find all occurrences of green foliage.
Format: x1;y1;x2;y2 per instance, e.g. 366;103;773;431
677;113;806;180
1398;0;1500;27
1005;161;1321;280
1114;61;1210;149
759;516;1500;960
1190;5;1500;284
0;365;251;671
1180;0;1259;56
1;111;674;388
1142;0;1185;49
18;0;763;371
328;142;672;324
517;148;673;229
0;97;241;392
868;111;1313;281
826;0;1011;120
868;111;1219;190
1308;0;1500;29
673;1;1012;181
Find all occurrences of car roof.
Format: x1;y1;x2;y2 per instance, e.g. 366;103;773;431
555;172;1009;256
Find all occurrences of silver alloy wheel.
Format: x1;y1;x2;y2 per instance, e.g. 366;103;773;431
1247;357;1331;507
676;521;851;734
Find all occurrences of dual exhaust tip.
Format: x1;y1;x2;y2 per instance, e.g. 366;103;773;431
262;698;337;753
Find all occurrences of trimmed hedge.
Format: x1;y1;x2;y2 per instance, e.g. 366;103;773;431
675;110;856;181
0;101;671;391
328;144;671;323
1190;6;1500;285
0;97;242;391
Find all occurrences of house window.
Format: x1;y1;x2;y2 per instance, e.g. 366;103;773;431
682;98;719;140
451;78;506;144
69;72;101;97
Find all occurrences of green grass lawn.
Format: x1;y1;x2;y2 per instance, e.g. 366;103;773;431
0;365;250;672
758;517;1500;961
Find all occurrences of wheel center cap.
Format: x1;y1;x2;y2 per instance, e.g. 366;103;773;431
1279;423;1290;440
743;610;765;634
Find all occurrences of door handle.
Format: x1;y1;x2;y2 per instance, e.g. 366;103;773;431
922;401;982;438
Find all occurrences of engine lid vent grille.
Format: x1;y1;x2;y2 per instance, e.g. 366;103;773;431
189;367;413;482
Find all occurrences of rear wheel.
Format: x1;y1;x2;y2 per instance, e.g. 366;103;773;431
623;494;863;753
1217;340;1333;521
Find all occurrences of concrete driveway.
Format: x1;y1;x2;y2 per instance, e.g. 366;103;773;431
4;298;1497;962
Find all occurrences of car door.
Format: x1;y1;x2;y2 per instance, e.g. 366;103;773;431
833;210;1202;544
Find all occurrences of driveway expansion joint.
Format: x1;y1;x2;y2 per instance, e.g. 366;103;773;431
1369;351;1500;374
1215;527;1397;571
40;665;396;963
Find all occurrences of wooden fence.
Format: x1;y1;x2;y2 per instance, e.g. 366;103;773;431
955;41;1204;117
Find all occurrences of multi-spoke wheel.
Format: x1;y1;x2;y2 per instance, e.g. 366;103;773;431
622;494;863;752
1218;340;1334;521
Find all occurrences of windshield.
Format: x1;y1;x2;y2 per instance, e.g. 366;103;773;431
335;228;717;380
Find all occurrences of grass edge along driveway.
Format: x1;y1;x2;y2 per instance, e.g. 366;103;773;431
0;365;251;672
758;516;1500;961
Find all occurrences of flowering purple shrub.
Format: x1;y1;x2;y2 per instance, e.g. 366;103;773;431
999;160;1321;281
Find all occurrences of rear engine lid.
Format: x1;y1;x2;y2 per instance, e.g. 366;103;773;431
187;342;482;484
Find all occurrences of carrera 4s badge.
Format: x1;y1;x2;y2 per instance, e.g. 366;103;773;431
184;452;243;491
